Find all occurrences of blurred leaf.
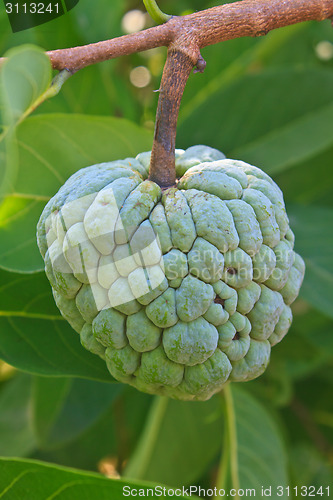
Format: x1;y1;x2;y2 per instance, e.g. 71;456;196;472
32;403;118;472
181;24;305;121
0;317;112;382
216;386;288;496
179;68;333;153
0;47;69;202
0;458;196;500
0;2;138;120
124;395;223;487
232;101;333;178
0;268;59;316
271;334;329;383
265;20;333;69
32;377;69;444
0;360;16;382
0;45;51;126
0;114;153;272
275;144;333;207
289;204;333;318
245;361;294;408
38;62;141;120
32;376;122;449
12;114;152;198
293;308;333;357
264;305;333;385
178;69;333;205
0;46;48;203
294;372;333;439
72;0;124;44
0;269;112;382
0;196;47;272
0;373;36;457
33;387;151;472
182;19;333;116
290;444;333;489
0;0;141;122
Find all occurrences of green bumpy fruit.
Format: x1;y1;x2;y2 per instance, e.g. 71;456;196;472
37;145;305;401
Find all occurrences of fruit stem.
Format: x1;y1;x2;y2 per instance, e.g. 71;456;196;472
224;384;241;497
148;42;201;187
143;0;172;25
123;396;169;478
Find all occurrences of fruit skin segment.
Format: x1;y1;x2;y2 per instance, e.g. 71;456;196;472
37;145;305;401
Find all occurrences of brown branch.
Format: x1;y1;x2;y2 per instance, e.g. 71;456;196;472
47;24;172;72
19;0;333;71
148;41;200;187
1;0;330;70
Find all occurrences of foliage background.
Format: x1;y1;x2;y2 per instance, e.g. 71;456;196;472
0;0;333;497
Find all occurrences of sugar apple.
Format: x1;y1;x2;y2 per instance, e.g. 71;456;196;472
37;145;305;401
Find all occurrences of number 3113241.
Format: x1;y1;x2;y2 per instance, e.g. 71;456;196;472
5;3;60;14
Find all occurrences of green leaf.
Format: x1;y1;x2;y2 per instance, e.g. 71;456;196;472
274;144;333;206
0;45;51;126
0;195;47;273
263;305;333;385
290;444;333;489
216;385;288;497
178;68;333;205
33;387;151;473
124;395;223;487
0;269;112;382
0;268;59;317
179;68;333;153
32;403;118;472
0;373;36;457
289;204;333;318
0;45;65;206
0;458;196;500
32;376;122;449
0;7;131;121
292;306;333;358
0;114;153;273
181;19;333;119
180;24;306;122
0;317;113;382
13;114;153;199
231;101;333;178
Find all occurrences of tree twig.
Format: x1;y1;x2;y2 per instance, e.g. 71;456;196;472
148;40;200;187
0;0;330;71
